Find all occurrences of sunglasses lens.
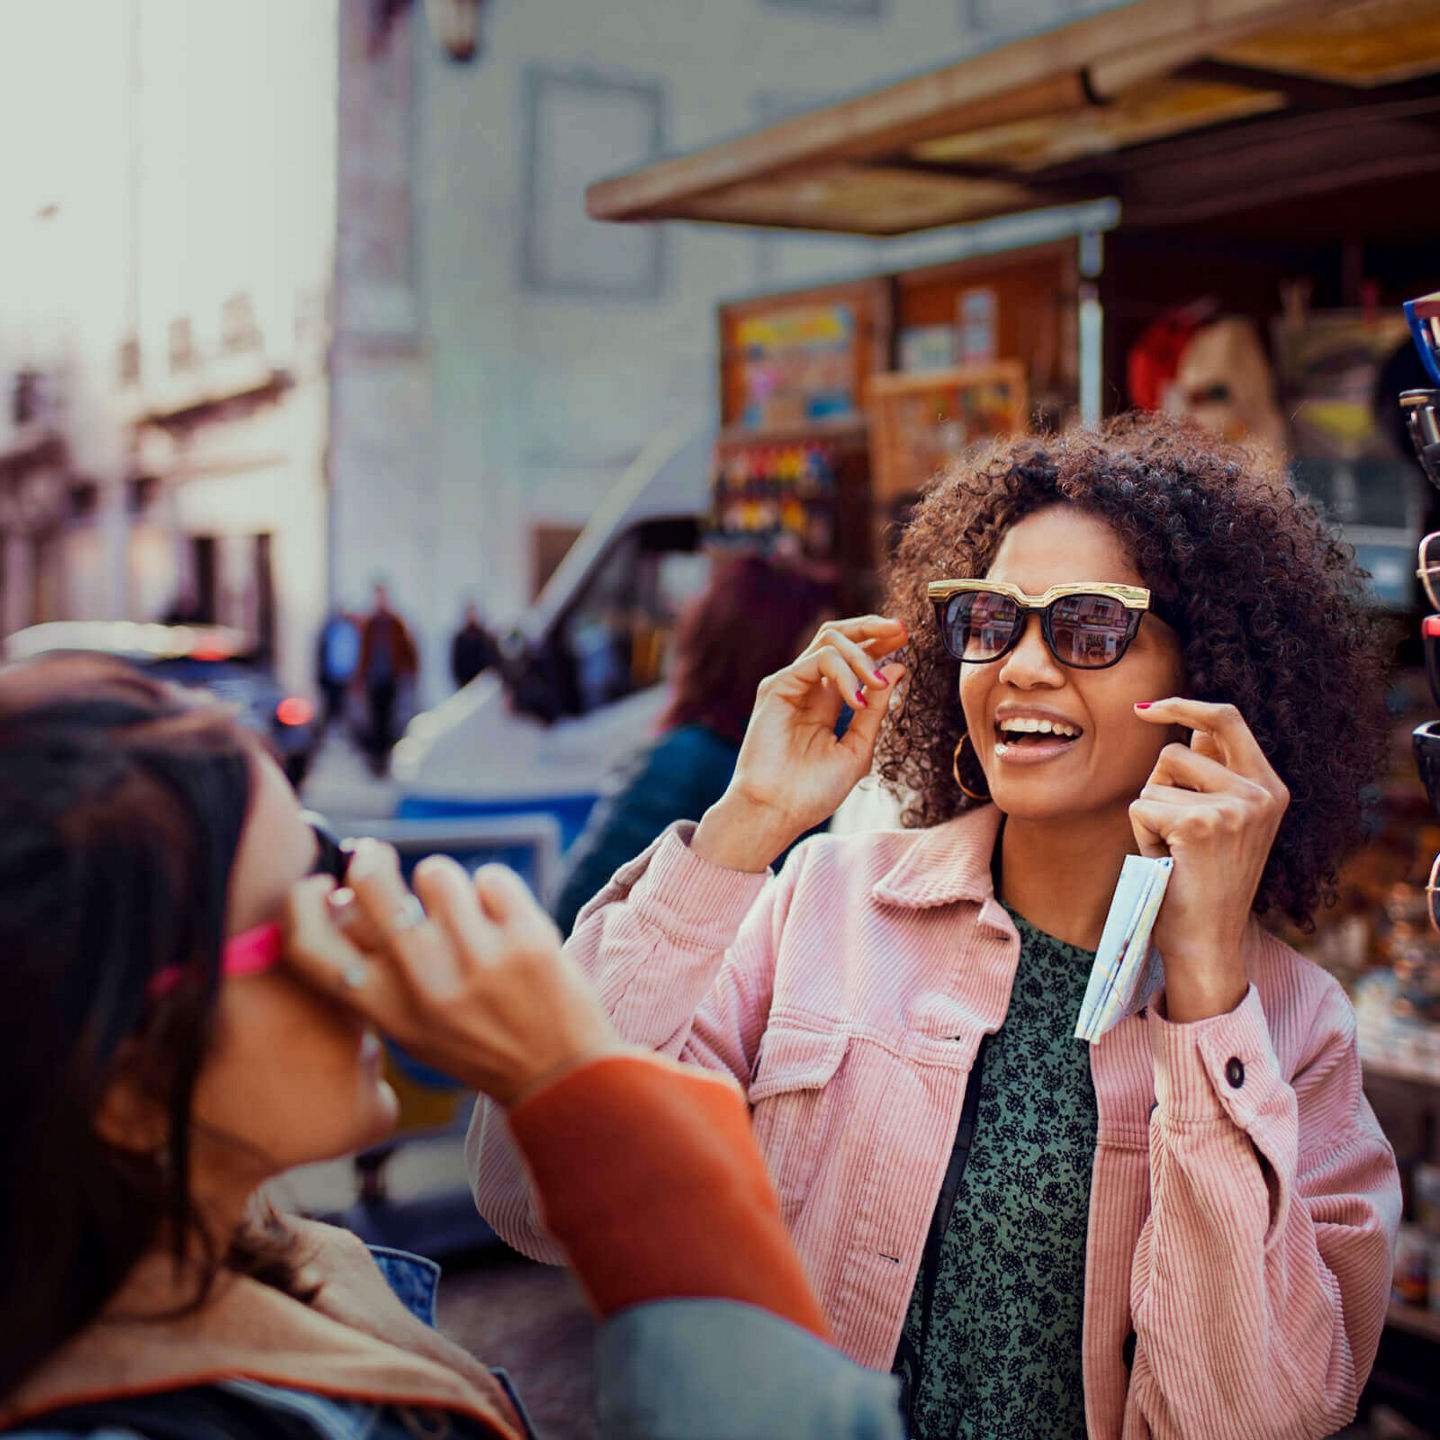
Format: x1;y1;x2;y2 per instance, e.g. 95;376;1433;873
946;591;1021;662
305;815;351;882
1050;593;1134;668
1429;854;1440;936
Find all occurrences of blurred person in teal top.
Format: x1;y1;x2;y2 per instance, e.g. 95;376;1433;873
553;556;832;937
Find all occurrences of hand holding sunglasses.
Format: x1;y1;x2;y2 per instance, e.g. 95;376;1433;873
284;839;626;1109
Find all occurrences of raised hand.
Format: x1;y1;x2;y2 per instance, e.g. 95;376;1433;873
283;839;630;1107
692;615;907;873
1130;698;1289;1023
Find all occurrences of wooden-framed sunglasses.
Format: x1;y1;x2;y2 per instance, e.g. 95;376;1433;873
927;580;1154;671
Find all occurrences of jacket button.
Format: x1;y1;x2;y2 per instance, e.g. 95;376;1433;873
1225;1057;1245;1089
1122;1331;1137;1369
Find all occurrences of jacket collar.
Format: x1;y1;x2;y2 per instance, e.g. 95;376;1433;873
1;1245;520;1436
871;804;1005;910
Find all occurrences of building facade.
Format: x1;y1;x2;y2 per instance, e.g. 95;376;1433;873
331;0;1126;706
0;0;336;698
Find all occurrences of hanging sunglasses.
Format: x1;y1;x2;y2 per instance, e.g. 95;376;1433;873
927;579;1154;670
1405;292;1440;387
1402;293;1440;491
1414;721;1440;821
149;813;352;998
1423;615;1440;711
1426;852;1440;938
1416;532;1440;612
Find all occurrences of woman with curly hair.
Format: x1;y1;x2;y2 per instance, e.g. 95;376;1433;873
471;417;1401;1440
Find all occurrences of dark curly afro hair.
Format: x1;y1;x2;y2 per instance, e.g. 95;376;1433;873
875;415;1392;929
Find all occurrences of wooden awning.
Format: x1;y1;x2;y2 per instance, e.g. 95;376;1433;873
586;0;1440;236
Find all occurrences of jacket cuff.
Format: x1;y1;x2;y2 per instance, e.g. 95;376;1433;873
621;821;772;949
507;1052;831;1340
1149;985;1287;1127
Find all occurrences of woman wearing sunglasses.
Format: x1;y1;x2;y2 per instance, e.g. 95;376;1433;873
473;417;1401;1439
0;655;905;1440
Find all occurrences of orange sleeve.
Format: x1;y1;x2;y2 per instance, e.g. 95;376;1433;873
505;1053;832;1341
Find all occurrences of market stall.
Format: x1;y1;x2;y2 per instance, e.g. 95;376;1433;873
589;0;1440;1423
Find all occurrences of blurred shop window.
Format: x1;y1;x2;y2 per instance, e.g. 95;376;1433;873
10;371;41;426
552;517;703;716
116;336;141;390
521;69;663;298
168;317;196;375
220;293;262;354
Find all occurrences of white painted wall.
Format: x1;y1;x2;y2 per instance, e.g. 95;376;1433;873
334;0;1130;705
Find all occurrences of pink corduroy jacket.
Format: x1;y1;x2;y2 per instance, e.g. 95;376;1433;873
468;805;1401;1440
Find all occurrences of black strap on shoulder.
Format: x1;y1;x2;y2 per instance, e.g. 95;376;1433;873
893;1037;987;1430
24;1386;322;1440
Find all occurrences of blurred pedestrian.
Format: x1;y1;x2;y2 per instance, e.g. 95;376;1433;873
551;556;832;936
358;584;417;775
450;602;500;690
315;607;361;731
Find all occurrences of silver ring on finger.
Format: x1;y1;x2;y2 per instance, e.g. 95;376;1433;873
341;959;369;991
391;895;427;933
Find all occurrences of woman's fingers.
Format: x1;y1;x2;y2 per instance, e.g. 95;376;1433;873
1148;742;1251;795
410;854;496;977
800;624;898;698
343;839;452;990
1134;697;1284;796
840;660;906;754
473;864;561;948
801;615;906;657
282;875;407;1020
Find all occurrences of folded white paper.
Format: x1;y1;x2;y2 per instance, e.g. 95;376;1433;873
1075;854;1173;1043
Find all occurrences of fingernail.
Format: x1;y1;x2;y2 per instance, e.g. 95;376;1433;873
873;669;887;684
1135;702;1152;710
347;839;380;875
854;692;868;708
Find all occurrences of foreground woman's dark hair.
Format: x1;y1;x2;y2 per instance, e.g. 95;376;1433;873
876;415;1392;927
0;655;292;1395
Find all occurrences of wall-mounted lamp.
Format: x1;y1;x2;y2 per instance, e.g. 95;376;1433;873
424;0;483;62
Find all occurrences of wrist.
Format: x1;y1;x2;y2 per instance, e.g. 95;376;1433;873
1159;956;1247;1024
692;792;798;874
504;1038;640;1110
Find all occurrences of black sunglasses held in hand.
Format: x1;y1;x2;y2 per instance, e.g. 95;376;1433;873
301;810;352;882
928;580;1155;670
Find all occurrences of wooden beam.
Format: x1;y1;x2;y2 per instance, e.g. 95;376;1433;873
1175;57;1440;109
585;0;1350;222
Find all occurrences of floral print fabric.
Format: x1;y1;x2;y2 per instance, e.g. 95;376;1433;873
900;905;1098;1440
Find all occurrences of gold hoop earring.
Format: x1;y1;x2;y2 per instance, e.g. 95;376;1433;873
952;732;991;801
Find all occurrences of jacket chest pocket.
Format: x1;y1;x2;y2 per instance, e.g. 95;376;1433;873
747;1026;850;1225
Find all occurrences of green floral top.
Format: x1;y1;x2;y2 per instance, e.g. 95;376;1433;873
898;904;1099;1440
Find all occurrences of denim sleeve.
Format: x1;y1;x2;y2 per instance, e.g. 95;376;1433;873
595;1299;905;1440
366;1245;441;1328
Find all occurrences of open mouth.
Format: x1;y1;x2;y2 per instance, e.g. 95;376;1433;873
994;716;1084;756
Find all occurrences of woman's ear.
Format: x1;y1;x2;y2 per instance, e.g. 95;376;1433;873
93;1043;169;1154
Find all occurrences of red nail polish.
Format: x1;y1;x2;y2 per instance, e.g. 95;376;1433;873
854;693;868;708
1135;702;1152;710
873;669;886;683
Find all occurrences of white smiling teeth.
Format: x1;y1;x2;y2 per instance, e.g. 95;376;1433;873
999;717;1081;738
